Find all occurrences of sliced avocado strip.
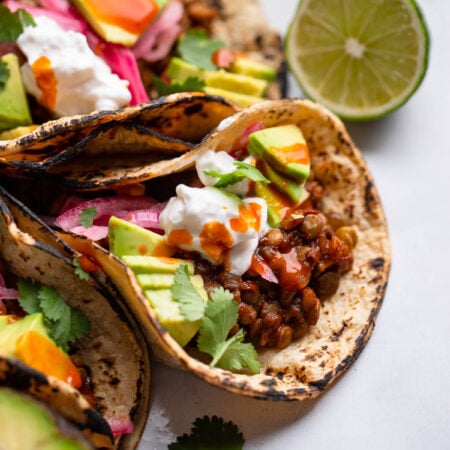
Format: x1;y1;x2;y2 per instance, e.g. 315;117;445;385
122;255;195;274
0;388;93;450
0;313;49;357
258;159;306;203
167;57;269;97
229;56;276;82
0;125;38;140
144;288;205;347
0;54;32;131
254;181;299;228
109;216;174;258
203;87;263;107
248;124;311;181
136;273;205;290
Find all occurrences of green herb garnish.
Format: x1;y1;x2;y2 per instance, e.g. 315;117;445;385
152;74;205;96
79;206;97;228
198;287;261;374
171;268;260;373
206;161;270;188
0;4;35;43
172;265;206;321
73;257;90;281
169;415;245;450
17;279;91;352
178;29;224;70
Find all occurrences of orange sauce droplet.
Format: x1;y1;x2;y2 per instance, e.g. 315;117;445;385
199;221;233;264
166;229;193;247
270;142;310;165
229;202;262;233
31;55;57;111
83;0;159;34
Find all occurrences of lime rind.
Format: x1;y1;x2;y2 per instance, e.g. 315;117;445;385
285;0;430;121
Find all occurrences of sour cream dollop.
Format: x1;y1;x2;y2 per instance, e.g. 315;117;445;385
159;185;267;276
17;16;131;117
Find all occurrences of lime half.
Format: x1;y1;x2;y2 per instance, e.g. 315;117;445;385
285;0;430;120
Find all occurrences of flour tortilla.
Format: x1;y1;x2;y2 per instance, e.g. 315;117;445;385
0;186;152;448
59;99;391;400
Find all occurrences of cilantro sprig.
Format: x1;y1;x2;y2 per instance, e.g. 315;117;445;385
206;161;270;189
172;268;261;374
178;29;224;70
79;206;97;228
152;74;205;97
0;4;35;43
17;279;91;352
169;415;245;450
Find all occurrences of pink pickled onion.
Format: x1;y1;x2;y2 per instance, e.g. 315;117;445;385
132;0;184;63
238;121;265;148
107;416;134;437
55;195;165;240
4;0;87;33
0;274;19;300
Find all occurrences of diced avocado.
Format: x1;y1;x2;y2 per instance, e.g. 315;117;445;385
254;181;299;228
0;388;93;450
0;54;32;131
258;159;306;203
203;87;263;107
0;125;37;140
0;313;49;357
144;286;207;347
167;57;269;97
136;272;205;290
248;125;311;181
109;216;174;258
229;56;276;82
122;255;195;274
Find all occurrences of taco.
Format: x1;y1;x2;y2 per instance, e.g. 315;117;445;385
0;0;284;139
0;185;151;448
19;98;391;401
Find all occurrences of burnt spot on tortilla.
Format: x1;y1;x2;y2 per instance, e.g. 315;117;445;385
184;103;204;116
330;321;348;342
370;257;385;270
308;371;333;391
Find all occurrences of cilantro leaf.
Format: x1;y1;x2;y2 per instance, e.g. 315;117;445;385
206;161;270;188
0;5;35;43
169;415;245;450
152;74;205;96
172;265;206;321
79;206;97;228
0;60;10;92
17;279;90;352
73;257;90;281
178;29;224;70
17;279;41;313
197;287;261;374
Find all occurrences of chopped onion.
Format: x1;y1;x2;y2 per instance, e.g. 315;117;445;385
107;416;134;437
132;0;184;62
0;274;19;300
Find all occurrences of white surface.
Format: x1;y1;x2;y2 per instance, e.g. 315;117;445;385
139;1;450;449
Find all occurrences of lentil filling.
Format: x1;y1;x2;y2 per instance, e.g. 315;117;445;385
179;178;356;350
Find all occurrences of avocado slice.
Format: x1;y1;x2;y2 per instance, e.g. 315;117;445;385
121;255;195;274
0;54;32;131
144;284;207;347
0;313;49;357
109;216;174;258
167;57;269;97
229;56;276;82
258;159;306;203
248;125;311;181
203;87;263;107
0;388;93;450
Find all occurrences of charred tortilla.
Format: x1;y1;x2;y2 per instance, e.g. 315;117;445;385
0;186;152;448
52;99;391;400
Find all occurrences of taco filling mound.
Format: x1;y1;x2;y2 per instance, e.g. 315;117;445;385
1;98;391;400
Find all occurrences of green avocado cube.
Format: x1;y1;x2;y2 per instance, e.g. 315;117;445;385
248;124;310;182
0;54;32;131
229;56;276;82
121;255;195;274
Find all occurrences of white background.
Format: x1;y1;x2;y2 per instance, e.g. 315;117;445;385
139;1;450;448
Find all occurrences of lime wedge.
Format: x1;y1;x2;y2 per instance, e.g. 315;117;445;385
285;0;429;120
